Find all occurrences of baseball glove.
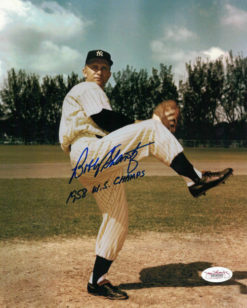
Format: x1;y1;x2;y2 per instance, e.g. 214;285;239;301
152;100;180;133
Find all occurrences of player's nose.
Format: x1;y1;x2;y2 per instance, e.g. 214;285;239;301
96;69;103;75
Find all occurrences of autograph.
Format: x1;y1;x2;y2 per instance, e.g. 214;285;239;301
69;141;154;184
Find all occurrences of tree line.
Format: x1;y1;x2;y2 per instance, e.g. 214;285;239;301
0;51;246;144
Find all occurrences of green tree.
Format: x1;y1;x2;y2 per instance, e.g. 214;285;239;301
0;69;84;143
40;73;82;143
40;75;65;143
179;57;224;139
222;52;247;123
0;68;42;142
158;64;178;102
108;65;178;120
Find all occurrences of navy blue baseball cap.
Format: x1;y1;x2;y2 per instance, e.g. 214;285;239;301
85;50;113;66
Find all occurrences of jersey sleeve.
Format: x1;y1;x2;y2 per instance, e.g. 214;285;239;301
59;82;111;153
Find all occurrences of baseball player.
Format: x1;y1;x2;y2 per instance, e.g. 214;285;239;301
59;49;233;300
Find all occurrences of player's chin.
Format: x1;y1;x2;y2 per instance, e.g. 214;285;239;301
94;79;105;88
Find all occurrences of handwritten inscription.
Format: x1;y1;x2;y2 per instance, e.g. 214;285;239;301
66;140;154;204
66;169;146;204
69;141;154;184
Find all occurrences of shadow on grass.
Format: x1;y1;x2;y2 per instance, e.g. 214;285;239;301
119;262;247;295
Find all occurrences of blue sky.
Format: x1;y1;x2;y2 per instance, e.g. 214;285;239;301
0;0;247;85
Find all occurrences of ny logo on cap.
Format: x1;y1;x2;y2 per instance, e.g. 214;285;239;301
96;50;104;57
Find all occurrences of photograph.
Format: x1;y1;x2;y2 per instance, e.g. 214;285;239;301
0;0;247;307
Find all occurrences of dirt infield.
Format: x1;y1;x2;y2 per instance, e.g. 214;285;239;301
1;232;247;308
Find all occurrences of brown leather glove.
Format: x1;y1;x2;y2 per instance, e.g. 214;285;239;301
152;100;180;133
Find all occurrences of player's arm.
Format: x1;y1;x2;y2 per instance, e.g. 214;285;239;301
91;108;134;132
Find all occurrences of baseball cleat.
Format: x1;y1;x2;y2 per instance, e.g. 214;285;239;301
189;168;233;198
87;279;129;300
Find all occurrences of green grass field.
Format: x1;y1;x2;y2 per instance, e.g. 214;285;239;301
0;176;246;240
1;145;246;240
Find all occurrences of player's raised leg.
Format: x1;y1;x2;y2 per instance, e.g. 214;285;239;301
98;119;233;197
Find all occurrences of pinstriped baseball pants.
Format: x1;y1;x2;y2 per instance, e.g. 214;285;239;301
70;119;183;260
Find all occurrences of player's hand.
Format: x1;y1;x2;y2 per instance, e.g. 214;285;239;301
152;100;180;133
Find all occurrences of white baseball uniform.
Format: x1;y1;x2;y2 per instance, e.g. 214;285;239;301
59;81;183;260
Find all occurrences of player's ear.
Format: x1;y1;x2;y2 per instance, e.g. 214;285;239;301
82;66;87;78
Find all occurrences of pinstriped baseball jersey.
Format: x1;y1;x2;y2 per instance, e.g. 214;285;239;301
59;82;111;153
60;81;183;261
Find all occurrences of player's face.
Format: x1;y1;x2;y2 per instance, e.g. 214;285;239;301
83;59;111;88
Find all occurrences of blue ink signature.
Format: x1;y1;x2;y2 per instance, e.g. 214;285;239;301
69;141;154;184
